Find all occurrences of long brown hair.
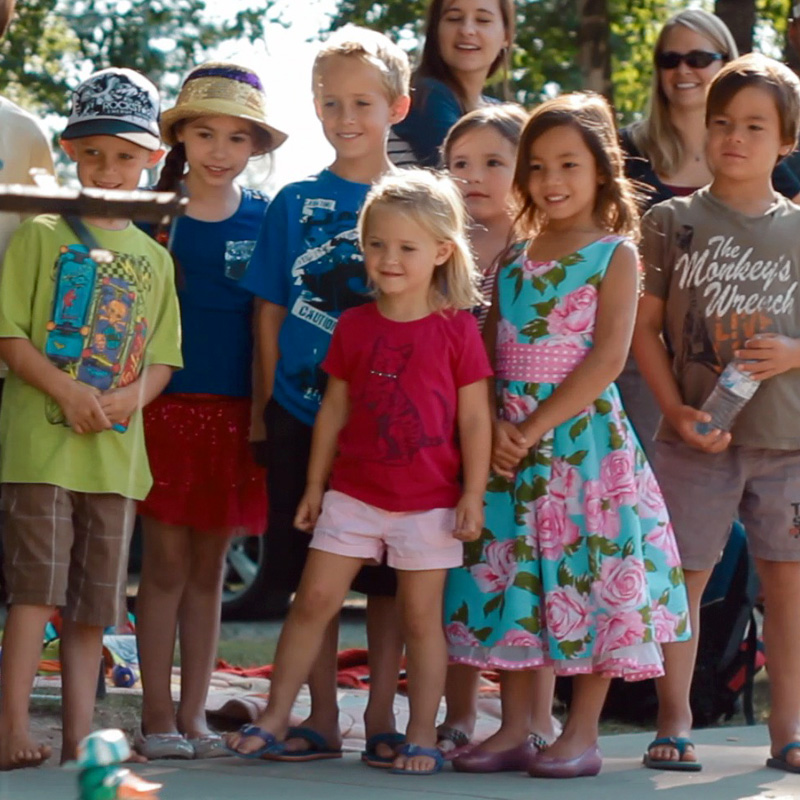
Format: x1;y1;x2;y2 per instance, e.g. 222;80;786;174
512;92;639;241
416;0;515;107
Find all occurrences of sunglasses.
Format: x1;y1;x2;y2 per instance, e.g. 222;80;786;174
656;50;726;70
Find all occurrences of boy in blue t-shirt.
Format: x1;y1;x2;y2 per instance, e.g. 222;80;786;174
238;26;410;763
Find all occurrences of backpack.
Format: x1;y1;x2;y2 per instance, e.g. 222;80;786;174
689;520;763;727
556;521;764;726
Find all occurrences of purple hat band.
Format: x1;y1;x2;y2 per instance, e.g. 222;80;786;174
185;66;264;92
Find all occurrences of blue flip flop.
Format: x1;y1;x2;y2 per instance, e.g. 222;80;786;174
361;732;406;768
226;724;280;759
389;743;445;776
268;726;343;762
767;742;800;773
643;737;702;771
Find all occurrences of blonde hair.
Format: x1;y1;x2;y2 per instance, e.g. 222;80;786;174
358;169;483;312
312;24;411;102
513;92;640;241
629;10;737;177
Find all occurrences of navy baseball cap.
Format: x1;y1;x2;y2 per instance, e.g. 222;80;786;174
62;68;162;151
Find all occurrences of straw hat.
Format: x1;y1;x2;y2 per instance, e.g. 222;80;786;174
160;63;287;155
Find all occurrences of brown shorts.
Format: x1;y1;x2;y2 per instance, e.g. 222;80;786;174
652;442;800;571
2;483;135;627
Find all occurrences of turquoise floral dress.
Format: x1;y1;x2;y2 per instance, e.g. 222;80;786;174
445;236;691;679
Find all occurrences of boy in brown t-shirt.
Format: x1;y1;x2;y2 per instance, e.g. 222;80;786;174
633;54;800;774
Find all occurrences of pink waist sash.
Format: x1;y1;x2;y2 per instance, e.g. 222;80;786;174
496;341;589;383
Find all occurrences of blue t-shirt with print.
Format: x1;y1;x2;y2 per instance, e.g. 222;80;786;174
165;187;268;397
240;169;371;426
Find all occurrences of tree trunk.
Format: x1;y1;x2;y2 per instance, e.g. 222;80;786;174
577;0;612;101
715;0;756;55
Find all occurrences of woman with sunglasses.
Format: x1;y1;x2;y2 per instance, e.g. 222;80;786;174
622;9;800;212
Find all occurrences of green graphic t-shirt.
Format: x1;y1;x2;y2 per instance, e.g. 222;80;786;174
0;214;182;499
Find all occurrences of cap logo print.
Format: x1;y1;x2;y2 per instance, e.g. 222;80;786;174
73;73;157;127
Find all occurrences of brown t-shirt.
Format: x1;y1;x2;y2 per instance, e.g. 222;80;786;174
641;187;800;450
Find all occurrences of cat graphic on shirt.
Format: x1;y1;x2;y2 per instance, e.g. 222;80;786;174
361;336;447;465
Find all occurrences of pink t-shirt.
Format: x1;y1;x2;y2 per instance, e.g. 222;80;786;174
323;303;492;512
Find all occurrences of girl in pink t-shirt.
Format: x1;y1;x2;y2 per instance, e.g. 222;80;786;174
226;169;493;776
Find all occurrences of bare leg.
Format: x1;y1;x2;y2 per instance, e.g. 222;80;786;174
473;670;535;751
175;529;231;738
530;667;559;743
0;604;54;769
60;619;104;762
226;550;362;754
136;518;191;735
363;594;403;759
281;616;342;753
392;569;448;773
437;664;479;753
649;567;711;765
544;673;610;760
756;559;800;769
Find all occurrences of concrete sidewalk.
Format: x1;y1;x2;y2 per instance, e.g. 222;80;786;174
2;725;799;800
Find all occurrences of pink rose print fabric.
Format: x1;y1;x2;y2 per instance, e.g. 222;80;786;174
444;238;690;678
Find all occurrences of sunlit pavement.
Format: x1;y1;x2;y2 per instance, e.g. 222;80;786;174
3;725;800;800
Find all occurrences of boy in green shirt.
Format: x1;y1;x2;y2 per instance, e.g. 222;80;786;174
0;67;182;769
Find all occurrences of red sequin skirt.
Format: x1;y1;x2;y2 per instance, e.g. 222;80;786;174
139;393;267;535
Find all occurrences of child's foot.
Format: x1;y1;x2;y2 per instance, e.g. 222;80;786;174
391;743;444;775
465;726;524;753
531;713;562;748
0;731;52;771
281;715;341;755
539;729;597;762
768;720;800;771
644;730;698;767
435;721;473;755
362;731;406;768
225;722;283;756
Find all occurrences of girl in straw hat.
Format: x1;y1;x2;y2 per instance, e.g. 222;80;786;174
135;63;287;760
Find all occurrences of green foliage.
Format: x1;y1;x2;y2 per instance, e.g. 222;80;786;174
611;0;678;119
0;0;74;109
1;0;279;114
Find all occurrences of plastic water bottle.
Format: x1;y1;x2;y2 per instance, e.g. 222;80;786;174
696;362;760;434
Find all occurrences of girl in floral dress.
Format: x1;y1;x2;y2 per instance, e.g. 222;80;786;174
444;92;691;779
438;103;560;766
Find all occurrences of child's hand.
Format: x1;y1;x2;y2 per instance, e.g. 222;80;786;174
294;485;324;533
737;334;800;380
98;385;140;426
453;492;484;542
665;403;731;453
491;420;530;478
58;381;112;434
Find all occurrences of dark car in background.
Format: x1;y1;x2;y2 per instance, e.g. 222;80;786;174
220;533;289;619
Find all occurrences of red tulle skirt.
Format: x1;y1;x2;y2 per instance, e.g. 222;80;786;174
139;393;267;535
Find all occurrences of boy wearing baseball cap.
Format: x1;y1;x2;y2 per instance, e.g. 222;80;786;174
0;68;182;769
